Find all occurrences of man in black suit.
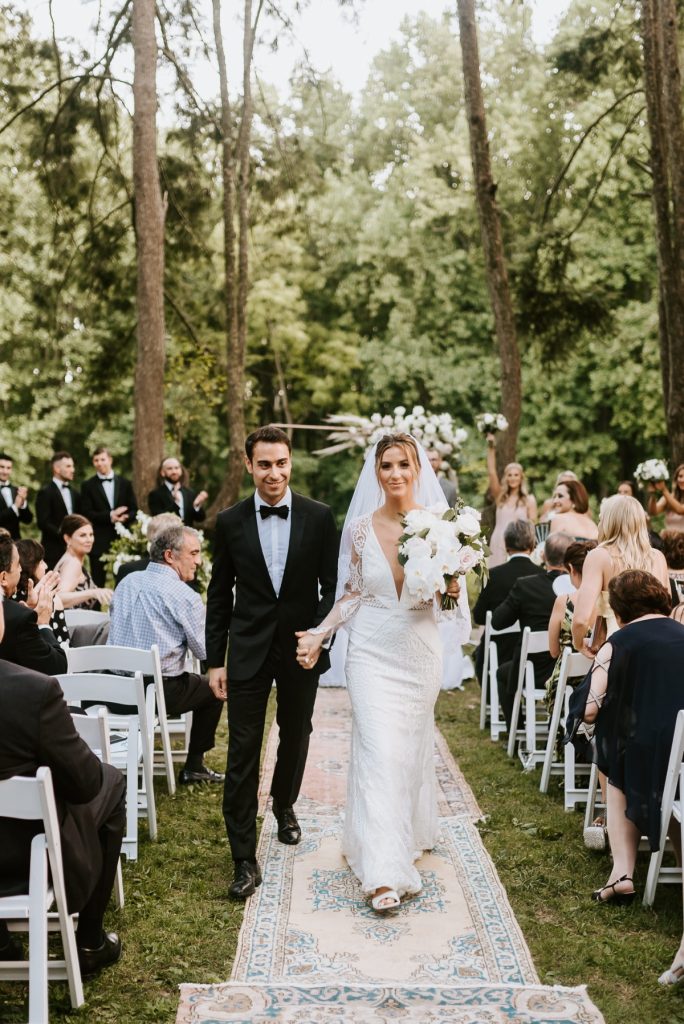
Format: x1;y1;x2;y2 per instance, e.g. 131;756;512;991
473;518;542;682
0;535;67;675
206;425;338;900
36;451;81;568
81;447;137;587
148;457;208;527
0;600;125;974
0;452;33;540
491;531;573;730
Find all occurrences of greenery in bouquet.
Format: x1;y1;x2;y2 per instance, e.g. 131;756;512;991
99;511;212;597
634;458;669;487
475;412;509;435
397;499;489;610
317;406;468;471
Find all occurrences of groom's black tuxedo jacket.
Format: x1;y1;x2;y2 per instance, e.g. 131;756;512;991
206;492;338;679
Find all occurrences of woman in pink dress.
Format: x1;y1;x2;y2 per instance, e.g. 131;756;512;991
647;463;684;533
485;434;537;568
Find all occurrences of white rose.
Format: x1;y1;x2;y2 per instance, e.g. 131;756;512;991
404;508;437;534
424;422;437;435
371;413;382;425
394;406;406;416
412;405;425;416
459;546;481;572
455;512;481;537
434;544;463;575
460;505;481;520
427;519;458;547
454;428;468;445
401;535;432;560
382;414;393;426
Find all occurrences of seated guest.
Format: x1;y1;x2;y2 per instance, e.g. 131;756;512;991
0;534;67;675
538;471;578;522
0;597;125;974
583;570;684;905
80;447;137;588
548;479;598;541
108;522;224;787
148;457;208;527
114;512;181;584
662;529;684;606
16;538;70;647
36;451;81;568
491;532;572;730
0;452;32;540
55;514;113;610
472;519;543;683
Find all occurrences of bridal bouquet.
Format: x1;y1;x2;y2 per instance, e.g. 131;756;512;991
634;458;669;486
398;502;488;610
476;412;508;434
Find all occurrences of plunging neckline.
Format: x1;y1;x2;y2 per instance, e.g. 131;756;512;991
370;517;404;602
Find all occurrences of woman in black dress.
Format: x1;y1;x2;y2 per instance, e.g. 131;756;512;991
583;569;684;904
15;538;70;646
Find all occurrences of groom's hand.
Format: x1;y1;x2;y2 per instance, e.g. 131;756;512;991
208;667;228;700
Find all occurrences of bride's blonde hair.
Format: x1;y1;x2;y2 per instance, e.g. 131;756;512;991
598;494;654;572
374;433;421;478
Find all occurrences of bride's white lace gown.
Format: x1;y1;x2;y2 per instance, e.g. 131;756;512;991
315;512;444;898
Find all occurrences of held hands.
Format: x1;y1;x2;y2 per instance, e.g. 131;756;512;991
295;630;322;670
110;506;130;523
15;485;28;508
208;667;228;701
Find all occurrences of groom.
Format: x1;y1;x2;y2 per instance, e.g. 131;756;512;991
206;425;338;899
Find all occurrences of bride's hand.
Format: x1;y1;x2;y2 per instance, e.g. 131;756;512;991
295;630;322;670
445;576;461;600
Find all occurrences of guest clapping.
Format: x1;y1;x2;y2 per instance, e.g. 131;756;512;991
485;435;537;568
548;479;598;541
583;570;683;905
16;539;70;646
54;514;113;610
647;464;684;532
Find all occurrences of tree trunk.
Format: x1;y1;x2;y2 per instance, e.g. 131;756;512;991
131;0;166;508
455;0;521;469
207;0;260;524
640;0;684;463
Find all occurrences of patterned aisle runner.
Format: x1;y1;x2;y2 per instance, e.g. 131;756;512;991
177;688;604;1024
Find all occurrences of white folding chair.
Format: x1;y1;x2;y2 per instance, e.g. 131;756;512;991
57;672;156;861
539;649;592;803
479;612;519;741
67;644;176;796
0;768;84;1022
643;709;684;907
507;627;549;761
63;609;109;629
70;709;124;909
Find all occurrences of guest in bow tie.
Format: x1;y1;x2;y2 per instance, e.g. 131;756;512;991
206;425;338;901
81;447;137;587
36;451;81;568
148;457;208;527
0;452;33;540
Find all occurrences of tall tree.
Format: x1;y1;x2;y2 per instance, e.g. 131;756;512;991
456;0;521;467
132;0;166;505
640;0;684;463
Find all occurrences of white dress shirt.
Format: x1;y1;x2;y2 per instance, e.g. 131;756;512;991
254;487;291;596
97;473;116;509
54;477;73;514
165;480;184;520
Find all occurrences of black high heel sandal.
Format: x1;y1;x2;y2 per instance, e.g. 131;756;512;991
591;873;635;905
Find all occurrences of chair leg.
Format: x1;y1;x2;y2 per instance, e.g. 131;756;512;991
28;840;49;1024
114;858;125;910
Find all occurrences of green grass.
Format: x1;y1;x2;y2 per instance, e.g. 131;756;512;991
2;688;684;1022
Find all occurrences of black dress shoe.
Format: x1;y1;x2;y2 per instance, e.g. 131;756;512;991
178;764;225;785
77;932;121;976
229;859;262;900
272;802;301;845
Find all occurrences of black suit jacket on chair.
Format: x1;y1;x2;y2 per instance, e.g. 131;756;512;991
0;600;68;676
36;481;81;567
0;485;33;540
491;569;564;688
81;474;137;559
205;492;338;679
0;662;118;913
148;484;206;526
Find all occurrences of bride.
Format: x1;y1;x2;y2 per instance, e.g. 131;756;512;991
295;433;467;912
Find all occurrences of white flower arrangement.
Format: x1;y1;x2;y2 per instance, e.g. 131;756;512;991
634;459;669;486
398;500;489;609
316;406;468;466
475;412;509;434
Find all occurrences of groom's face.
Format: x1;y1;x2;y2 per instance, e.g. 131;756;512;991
246;441;292;505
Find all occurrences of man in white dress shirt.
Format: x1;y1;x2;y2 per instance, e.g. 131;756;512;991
0;453;32;540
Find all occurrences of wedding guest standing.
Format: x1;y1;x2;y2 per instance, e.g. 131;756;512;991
485;433;537;568
647;464;684;532
36;451;81;568
81;447;137;587
426;448;458;507
148;457;208;527
0;453;32;540
547;479;598;541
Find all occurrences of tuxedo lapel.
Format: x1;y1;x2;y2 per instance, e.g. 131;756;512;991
113;475;121;508
280;494;307;594
241;500;277;596
52;481;68;517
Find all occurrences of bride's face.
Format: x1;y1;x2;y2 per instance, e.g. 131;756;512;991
377;445;416;501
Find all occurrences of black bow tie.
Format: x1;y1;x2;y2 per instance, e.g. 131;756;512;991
259;504;289;520
100;476;114;483
61;482;71;490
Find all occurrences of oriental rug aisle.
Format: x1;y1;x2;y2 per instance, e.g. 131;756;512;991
177;688;604;1024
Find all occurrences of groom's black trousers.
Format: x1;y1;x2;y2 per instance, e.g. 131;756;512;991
223;638;319;862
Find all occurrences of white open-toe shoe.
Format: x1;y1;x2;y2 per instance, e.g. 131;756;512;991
658;962;684;986
371;889;400;912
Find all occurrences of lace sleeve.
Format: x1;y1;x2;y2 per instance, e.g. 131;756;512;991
309;522;365;639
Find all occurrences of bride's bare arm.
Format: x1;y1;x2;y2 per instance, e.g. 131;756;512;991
295;542;363;667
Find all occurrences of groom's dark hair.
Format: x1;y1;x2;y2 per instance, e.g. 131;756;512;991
245;425;292;461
